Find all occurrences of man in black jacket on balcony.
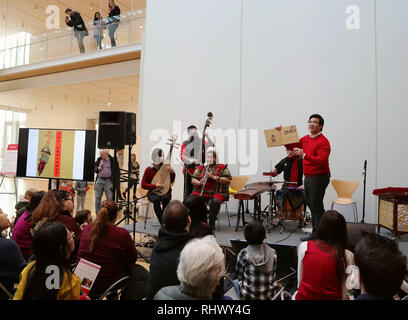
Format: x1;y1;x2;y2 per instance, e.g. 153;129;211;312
65;8;88;54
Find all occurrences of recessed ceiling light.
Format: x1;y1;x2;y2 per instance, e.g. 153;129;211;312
139;26;143;29
107;102;112;107
137;10;142;14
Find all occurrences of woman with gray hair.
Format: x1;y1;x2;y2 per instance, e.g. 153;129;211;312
154;235;225;300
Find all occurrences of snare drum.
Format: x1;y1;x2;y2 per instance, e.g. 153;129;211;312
276;187;304;221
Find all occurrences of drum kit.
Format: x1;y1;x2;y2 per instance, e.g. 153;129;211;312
249;171;307;233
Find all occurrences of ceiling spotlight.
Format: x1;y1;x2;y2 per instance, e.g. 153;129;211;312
139;26;143;29
90;6;92;10
107;102;112;107
137;10;142;14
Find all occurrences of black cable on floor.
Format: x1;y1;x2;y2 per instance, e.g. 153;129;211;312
274;229;297;244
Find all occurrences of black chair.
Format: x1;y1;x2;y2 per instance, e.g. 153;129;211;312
97;276;130;300
0;278;16;300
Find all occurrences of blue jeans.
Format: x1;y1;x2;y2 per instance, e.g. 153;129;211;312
233;279;241;299
108;23;119;47
74;30;87;53
94;178;113;214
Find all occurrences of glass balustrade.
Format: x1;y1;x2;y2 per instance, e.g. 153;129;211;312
0;12;144;70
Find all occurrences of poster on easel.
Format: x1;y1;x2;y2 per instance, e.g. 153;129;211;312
264;125;300;147
0;144;18;175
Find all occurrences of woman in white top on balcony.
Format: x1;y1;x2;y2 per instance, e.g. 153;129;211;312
93;12;106;50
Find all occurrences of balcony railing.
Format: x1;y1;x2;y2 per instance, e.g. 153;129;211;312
0;10;145;70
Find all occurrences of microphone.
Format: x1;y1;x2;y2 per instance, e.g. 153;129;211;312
364;160;367;170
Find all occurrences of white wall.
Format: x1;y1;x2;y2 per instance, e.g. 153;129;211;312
140;0;242;199
140;0;404;224
376;0;408;187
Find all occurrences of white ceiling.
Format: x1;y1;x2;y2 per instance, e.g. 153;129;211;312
0;74;139;111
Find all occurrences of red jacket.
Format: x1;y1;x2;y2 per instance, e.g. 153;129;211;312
300;134;331;177
141;166;175;195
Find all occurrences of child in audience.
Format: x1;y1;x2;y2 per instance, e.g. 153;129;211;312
354;232;407;300
75;209;92;228
234;221;277;300
13;222;82;300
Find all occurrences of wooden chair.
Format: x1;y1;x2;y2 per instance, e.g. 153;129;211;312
220;176;249;228
331;179;359;222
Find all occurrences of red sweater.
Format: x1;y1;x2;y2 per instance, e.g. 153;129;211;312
296;240;343;300
141;166;175;195
300;134;331;177
77;224;138;294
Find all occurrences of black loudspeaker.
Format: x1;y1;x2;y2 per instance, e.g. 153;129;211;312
125;112;136;145
98;111;126;149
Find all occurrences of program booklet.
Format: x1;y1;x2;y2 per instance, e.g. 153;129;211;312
74;258;101;295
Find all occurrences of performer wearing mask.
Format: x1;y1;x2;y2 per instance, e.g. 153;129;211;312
180;125;213;200
141;149;175;225
184;148;231;231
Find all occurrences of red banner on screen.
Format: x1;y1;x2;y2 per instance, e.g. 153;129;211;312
54;131;62;177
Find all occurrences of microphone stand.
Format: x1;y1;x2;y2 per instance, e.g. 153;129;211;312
361;160;367;223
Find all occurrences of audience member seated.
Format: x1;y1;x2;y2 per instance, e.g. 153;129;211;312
354;232;407;300
12;192;45;260
13;188;38;227
13;222;82;300
234;220;277;300
76;200;138;299
0;213;27;299
75;209;92;228
32;190;82;264
146;200;194;299
296;210;355;300
154;235;225;300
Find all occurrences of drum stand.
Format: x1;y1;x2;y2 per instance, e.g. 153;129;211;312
260;180;277;232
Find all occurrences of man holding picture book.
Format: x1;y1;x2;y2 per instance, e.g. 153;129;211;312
275;114;331;241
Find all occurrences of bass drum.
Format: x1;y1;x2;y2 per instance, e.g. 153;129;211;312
276;187;304;221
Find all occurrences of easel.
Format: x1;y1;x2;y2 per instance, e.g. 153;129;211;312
0;174;18;202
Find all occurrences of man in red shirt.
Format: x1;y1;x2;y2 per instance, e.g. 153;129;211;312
141;148;175;225
279;114;331;241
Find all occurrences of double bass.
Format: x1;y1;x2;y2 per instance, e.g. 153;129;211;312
201;112;214;164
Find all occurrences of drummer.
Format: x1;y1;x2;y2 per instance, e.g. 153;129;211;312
271;142;305;216
271;142;303;188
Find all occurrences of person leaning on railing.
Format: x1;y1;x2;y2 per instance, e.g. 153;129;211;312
65;8;89;54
